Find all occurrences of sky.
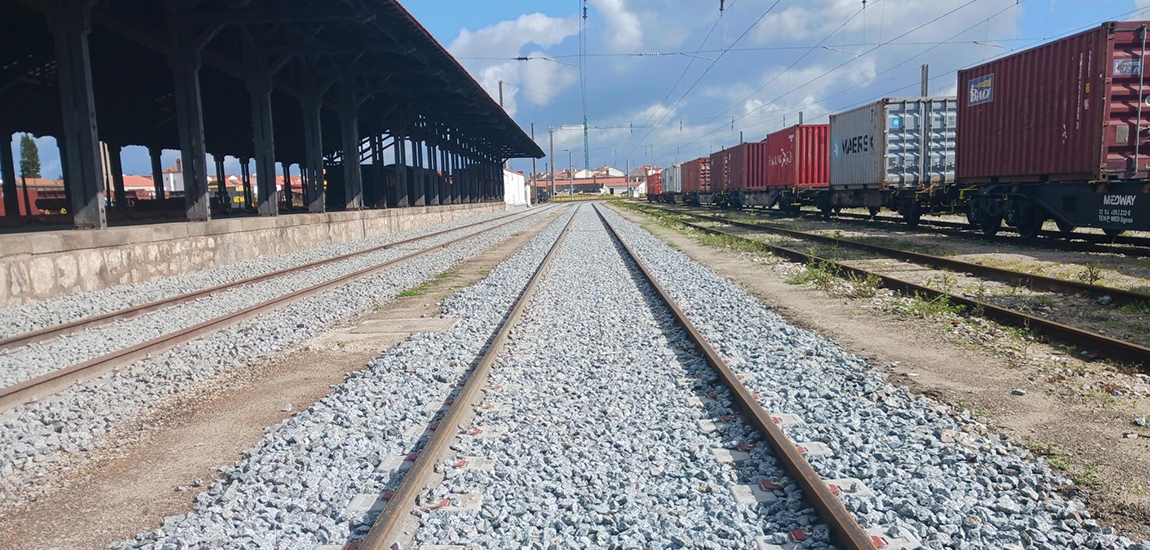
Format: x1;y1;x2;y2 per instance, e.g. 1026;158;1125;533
11;0;1150;179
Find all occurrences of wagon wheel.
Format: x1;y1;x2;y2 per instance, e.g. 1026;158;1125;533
1015;210;1046;239
868;207;880;218
977;214;1002;236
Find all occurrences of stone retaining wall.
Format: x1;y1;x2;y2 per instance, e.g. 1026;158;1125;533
0;203;506;308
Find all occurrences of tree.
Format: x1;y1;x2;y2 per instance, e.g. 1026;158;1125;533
19;134;40;179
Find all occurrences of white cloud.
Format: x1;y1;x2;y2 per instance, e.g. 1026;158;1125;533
448;13;581;116
589;0;643;51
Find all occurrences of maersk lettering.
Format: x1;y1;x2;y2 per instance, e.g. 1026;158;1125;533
840;135;874;155
1102;194;1137;207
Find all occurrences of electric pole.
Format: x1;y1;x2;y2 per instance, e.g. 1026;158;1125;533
569;149;574;198
530;123;536;204
549;126;556;199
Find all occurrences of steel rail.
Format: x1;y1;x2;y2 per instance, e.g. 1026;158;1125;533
593;203;877;550
0;207;564;413
810;208;1150;258
626;204;1150;369
357;205;580;550
832;211;1150;248
666;202;1150;259
637;205;1150;307
0;207;557;352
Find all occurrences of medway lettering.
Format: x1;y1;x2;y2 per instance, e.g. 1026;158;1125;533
1102;194;1137;206
840;135;874;155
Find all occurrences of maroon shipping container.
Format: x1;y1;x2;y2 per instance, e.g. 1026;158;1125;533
682;157;712;193
764;124;830;189
722;142;772;191
709;150;730;192
958;21;1150;183
647;171;662;195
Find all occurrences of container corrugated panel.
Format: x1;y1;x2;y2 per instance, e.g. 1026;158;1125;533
765;124;830;188
647;171;662;195
830;97;957;190
682;157;712;193
725;142;771;191
709;150;730;192
662;164;682;193
957;21;1150;183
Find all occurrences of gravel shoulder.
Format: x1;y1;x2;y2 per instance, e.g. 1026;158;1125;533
0;208;563;550
612;203;1150;542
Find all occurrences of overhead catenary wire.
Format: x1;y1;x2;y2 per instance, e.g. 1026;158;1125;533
676;0;1006;151
677;0;1147;158
627;0;783;157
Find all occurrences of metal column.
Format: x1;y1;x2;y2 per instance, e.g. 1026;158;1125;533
149;146;164;200
395;132;408;208
339;78;363;210
301;71;326;213
241;159;252;210
412;137;425;207
48;0;106;228
215;157;227;211
109;143;126;211
166;3;210;223
2;131;19;216
427;140;439;206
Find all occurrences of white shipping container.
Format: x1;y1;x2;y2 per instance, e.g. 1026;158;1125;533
829;97;956;190
662;163;682;194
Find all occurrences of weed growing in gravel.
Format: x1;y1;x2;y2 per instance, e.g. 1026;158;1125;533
787;260;837;289
1072;461;1101;487
903;293;965;318
1120;301;1150;315
1077;262;1105;285
925;272;959;294
698;232;763;254
847;272;882;298
1029;295;1055;310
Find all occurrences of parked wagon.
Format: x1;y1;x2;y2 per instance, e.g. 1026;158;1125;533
681;157;713;206
957;20;1150;237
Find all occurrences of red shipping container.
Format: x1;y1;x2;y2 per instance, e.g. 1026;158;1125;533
709;150;729;192
682;157;712;193
764;124;830;188
646;171;662;195
723;142;772;191
958;21;1150;183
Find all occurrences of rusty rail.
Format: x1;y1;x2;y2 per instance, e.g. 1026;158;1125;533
357;205;579;550
0;206;562;412
641;205;1150;307
593;203;877;550
624;204;1150;369
0;207;554;351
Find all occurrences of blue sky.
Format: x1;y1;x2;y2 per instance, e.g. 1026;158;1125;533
13;0;1150;179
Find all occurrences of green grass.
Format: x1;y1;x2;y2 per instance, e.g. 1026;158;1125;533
900;293;965;318
1120;300;1150;315
846;271;883;298
787;260;838;290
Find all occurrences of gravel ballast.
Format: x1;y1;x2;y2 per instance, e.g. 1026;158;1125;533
415;205;816;549
0;206;516;339
0;207;560;509
0;207;550;390
107;208;575;549
599;204;1150;550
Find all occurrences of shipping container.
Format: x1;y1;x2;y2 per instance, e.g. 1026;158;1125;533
662;164;681;194
764;124;830;189
709;150;729;192
722;142;772;191
957;21;1150;183
829;97;956;190
646;171;663;195
682;157;712;194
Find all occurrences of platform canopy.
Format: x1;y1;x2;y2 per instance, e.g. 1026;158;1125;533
0;0;542;228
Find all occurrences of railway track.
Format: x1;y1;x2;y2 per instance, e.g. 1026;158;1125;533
665;202;1150;259
0;206;561;412
648;206;1150;307
626;202;1150;369
354;203;879;550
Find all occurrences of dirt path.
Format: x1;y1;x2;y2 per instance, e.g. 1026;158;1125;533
0;207;564;550
611;203;1150;541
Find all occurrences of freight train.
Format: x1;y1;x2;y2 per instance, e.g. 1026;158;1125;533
651;21;1150;238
